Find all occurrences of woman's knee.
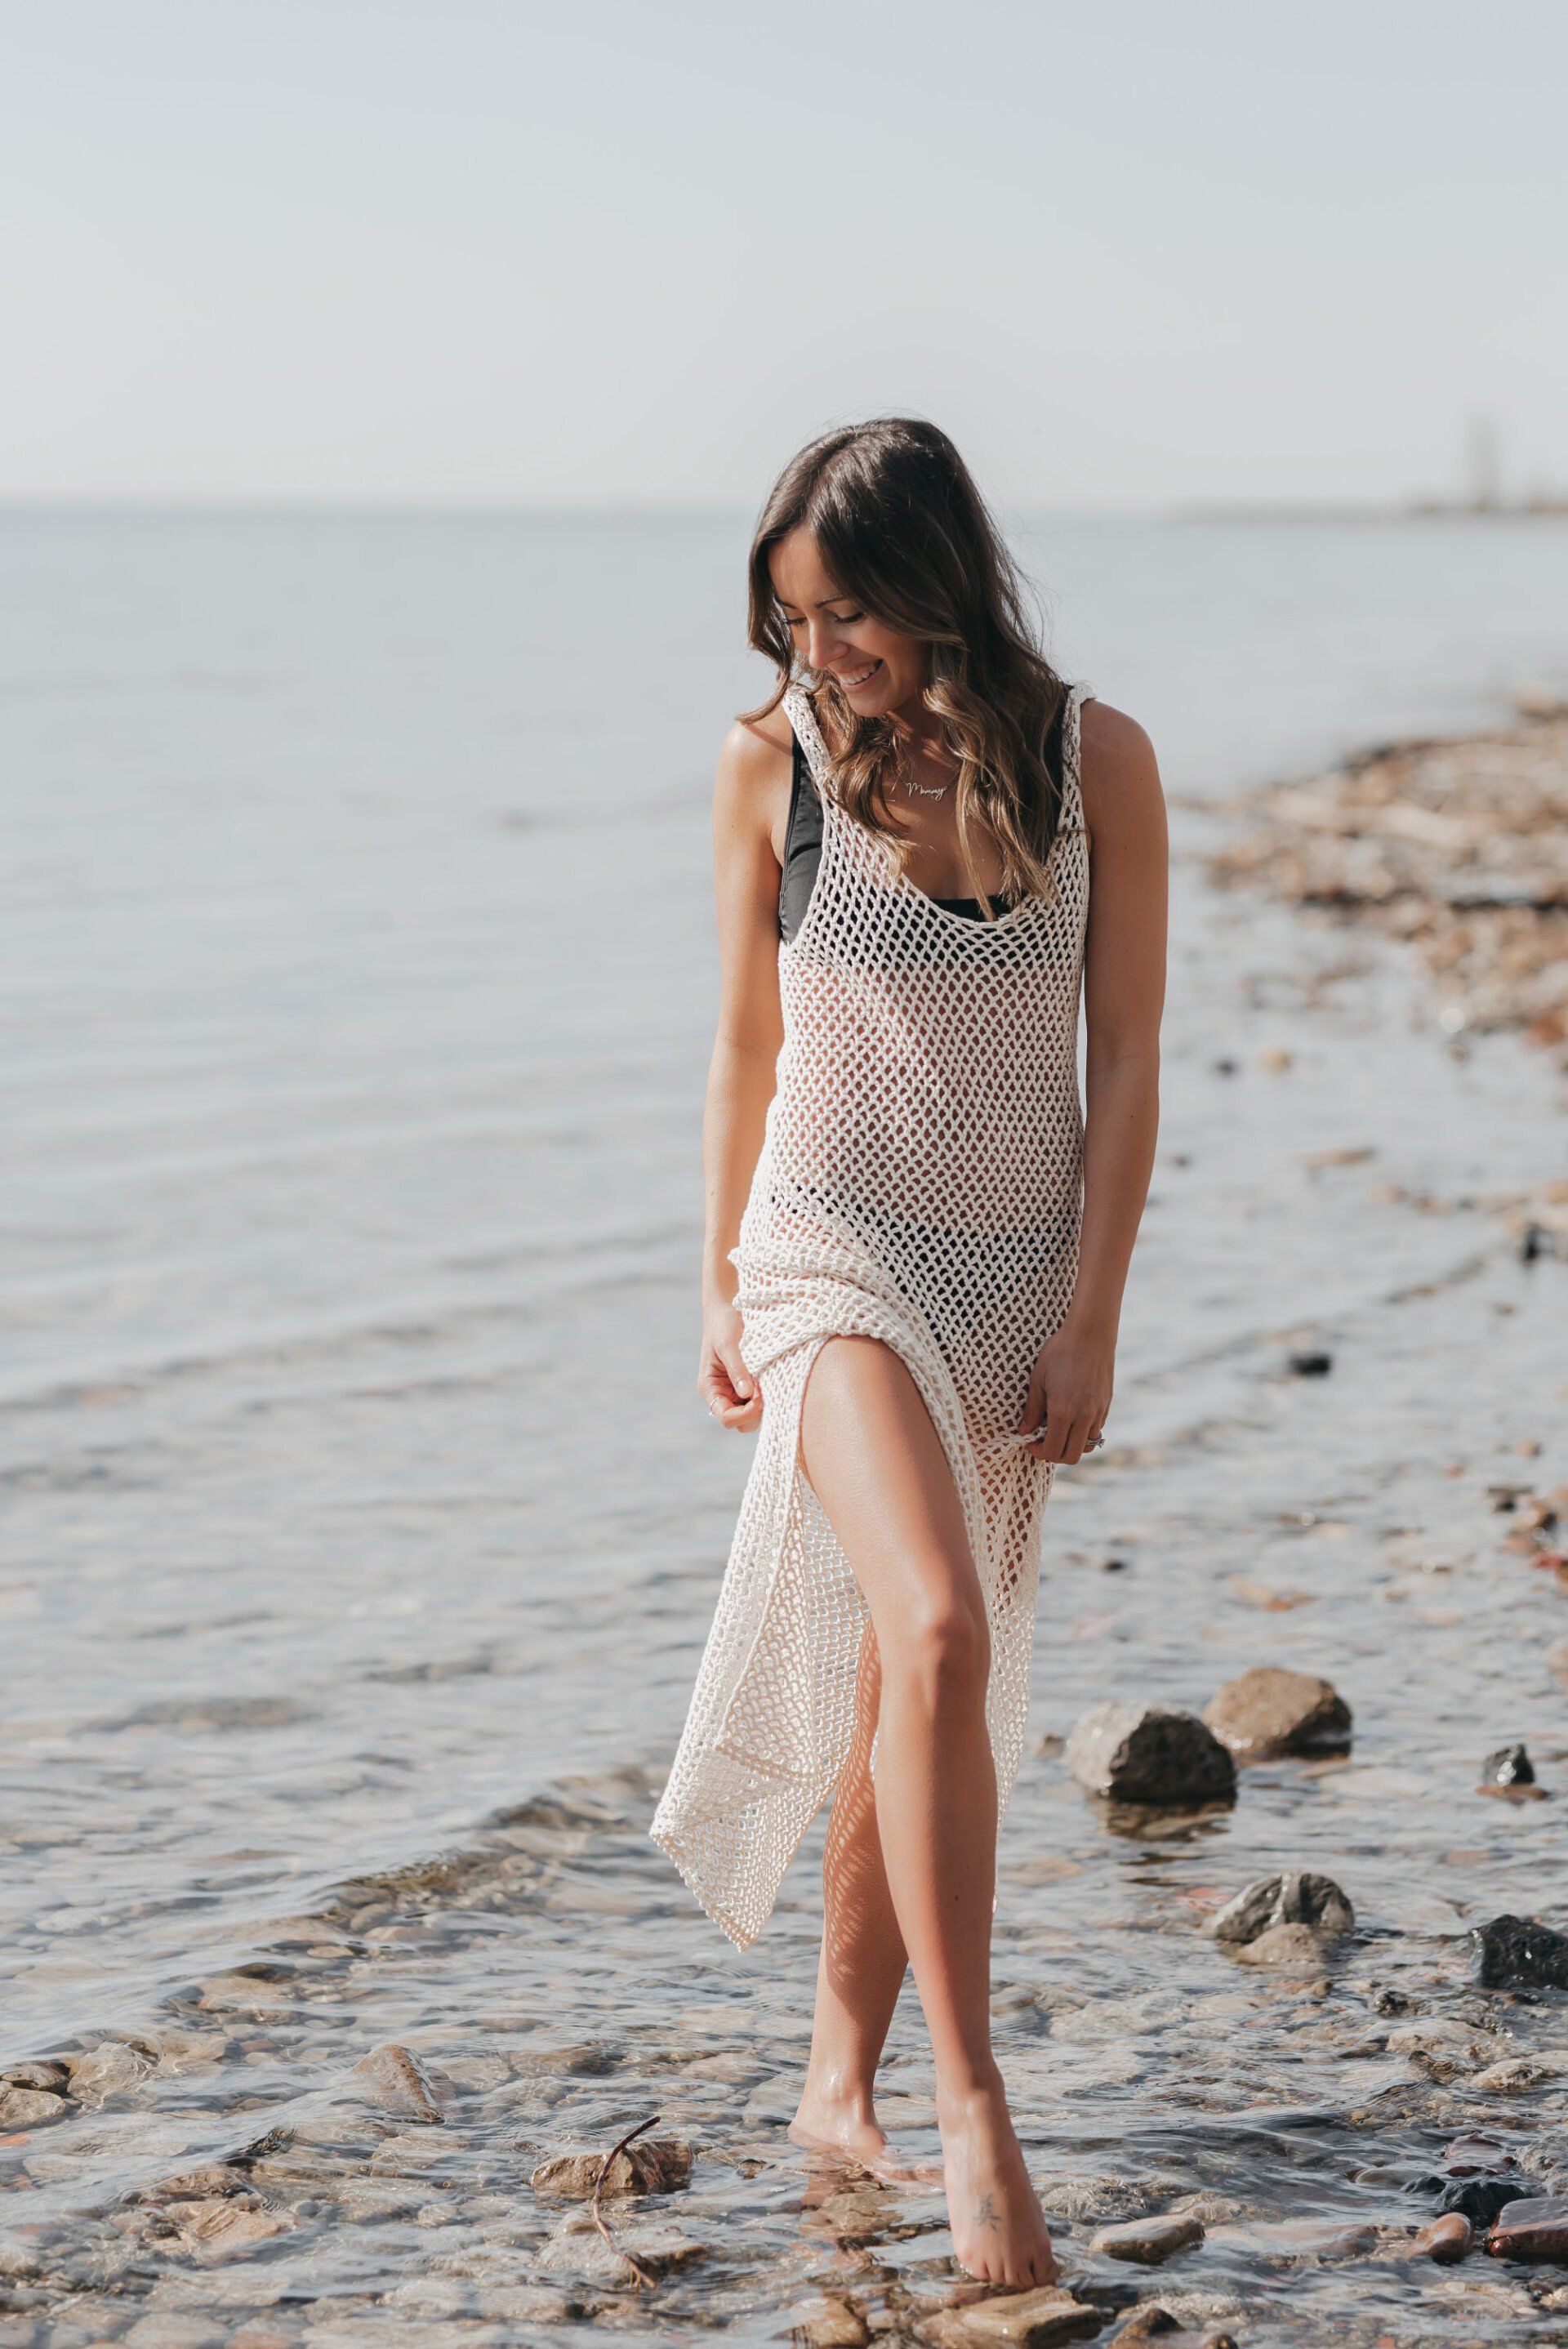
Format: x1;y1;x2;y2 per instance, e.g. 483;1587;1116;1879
882;1580;991;1709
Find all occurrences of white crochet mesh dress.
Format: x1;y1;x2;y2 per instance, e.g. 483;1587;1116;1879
651;681;1091;1947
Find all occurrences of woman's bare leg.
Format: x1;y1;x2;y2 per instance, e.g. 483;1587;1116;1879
794;1335;1056;2289
789;1628;942;2183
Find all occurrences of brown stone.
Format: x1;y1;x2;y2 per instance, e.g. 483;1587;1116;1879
535;2209;707;2280
1486;2195;1568;2262
0;2087;69;2129
1090;2213;1205;2263
1203;1666;1352;1758
67;2040;154;2105
790;2293;871;2347
1107;2316;1238;2349
179;2198;296;2261
1233;1922;1335;1971
1413;2213;1473;2262
934;2284;1103;2344
352;2044;445;2124
1;2063;68;2094
530;2137;692;2198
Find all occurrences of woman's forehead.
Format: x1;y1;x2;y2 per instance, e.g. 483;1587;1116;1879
768;528;845;608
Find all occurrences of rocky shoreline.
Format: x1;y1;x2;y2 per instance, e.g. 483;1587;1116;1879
1206;697;1568;1081
4;695;1568;2346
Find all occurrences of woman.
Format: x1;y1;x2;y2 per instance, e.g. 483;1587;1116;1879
651;418;1167;2289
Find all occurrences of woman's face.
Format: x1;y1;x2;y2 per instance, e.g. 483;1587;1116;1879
769;527;926;718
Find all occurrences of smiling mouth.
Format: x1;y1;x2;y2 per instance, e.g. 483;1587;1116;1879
838;660;883;689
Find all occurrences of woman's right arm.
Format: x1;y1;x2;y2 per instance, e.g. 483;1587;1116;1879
697;715;792;1433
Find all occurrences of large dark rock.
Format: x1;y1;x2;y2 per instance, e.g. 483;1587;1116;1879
1202;1666;1352;1759
1482;1743;1536;1787
1065;1705;1236;1807
1437;2173;1533;2226
1209;1870;1353;1946
1472;1914;1568;1991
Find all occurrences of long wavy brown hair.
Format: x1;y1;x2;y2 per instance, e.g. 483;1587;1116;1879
746;417;1072;912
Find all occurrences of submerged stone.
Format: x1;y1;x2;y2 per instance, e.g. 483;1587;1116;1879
352;2044;446;2124
1482;1742;1536;1786
531;2136;692;2199
1487;2195;1568;2262
1091;2213;1205;2264
932;2283;1103;2344
790;2293;871;2347
1412;2213;1473;2262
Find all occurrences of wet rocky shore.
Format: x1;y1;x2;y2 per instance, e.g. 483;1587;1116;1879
6;694;1568;2346
1207;698;1568;1095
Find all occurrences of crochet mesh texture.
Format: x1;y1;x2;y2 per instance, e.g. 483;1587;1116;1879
650;682;1089;1946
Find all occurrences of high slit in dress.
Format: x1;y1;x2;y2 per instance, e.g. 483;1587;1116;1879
650;681;1091;1947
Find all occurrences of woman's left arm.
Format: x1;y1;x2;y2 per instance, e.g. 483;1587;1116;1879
1020;700;1169;1464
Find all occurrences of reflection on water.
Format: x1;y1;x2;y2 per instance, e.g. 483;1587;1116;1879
2;510;1568;2338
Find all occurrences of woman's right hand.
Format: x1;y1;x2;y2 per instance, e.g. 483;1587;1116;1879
698;1297;763;1433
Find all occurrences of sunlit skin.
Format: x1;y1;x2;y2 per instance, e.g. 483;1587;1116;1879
695;523;1167;2285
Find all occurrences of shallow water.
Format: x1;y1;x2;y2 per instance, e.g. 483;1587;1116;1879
4;509;1568;2342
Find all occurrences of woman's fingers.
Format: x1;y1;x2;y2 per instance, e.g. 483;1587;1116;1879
700;1343;763;1431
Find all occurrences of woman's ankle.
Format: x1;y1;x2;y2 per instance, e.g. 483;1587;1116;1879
934;2058;1009;2113
796;2063;879;2119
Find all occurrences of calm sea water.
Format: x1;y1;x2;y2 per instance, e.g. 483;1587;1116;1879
3;510;1568;2342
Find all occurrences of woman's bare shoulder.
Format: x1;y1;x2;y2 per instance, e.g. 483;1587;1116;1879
1076;696;1165;849
1078;695;1158;782
714;704;795;850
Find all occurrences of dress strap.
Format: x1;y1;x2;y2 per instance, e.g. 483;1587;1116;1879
782;683;836;797
1059;683;1089;834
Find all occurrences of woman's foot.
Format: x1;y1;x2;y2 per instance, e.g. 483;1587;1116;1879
936;2071;1057;2288
788;2088;944;2186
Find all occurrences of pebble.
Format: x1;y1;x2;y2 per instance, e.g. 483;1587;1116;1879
1472;2056;1562;2091
1065;1704;1236;1807
1472;1914;1568;1990
790;2293;871;2347
1486;2195;1568;2261
65;2041;152;2106
351;2044;446;2124
1411;2212;1473;2262
1036;2174;1160;2222
473;2284;578;2322
1232;1923;1334;1974
122;2318;229;2349
529;2135;691;2198
1202;1667;1352;1759
181;2201;296;2262
534;2208;706;2280
0;2066;67;2095
195;1975;292;2018
0;2089;68;2130
138;2163;255;2205
1386;2018;1507;2080
1209;1870;1354;1945
1107;2315;1239;2349
1481;1742;1536;1786
1090;2213;1205;2264
927;2284;1103;2345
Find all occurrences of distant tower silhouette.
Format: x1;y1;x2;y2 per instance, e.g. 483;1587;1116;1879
1466;412;1502;512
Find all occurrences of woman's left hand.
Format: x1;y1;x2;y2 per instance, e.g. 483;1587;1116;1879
1018;1316;1116;1464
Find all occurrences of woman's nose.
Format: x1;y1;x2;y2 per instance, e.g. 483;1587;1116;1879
806;621;844;669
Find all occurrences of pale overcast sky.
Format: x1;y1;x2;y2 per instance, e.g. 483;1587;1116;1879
4;1;1565;510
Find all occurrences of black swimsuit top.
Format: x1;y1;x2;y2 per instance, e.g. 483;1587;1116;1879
779;700;1069;943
